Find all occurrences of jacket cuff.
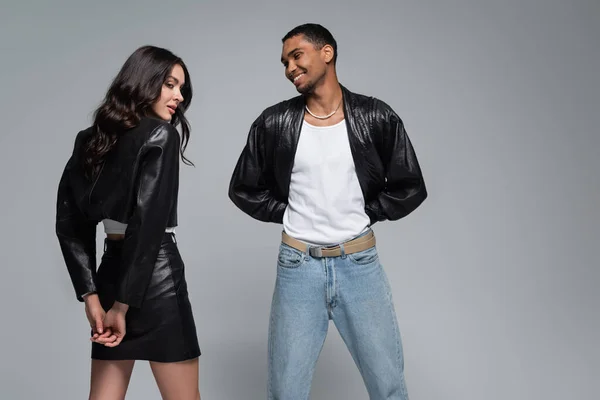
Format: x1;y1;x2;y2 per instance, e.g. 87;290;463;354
365;202;380;225
272;202;288;224
115;294;139;309
75;282;97;302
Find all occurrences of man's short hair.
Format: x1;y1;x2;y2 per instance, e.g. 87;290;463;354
282;23;338;64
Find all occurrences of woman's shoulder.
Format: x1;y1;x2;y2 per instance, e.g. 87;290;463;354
72;126;94;149
133;117;180;148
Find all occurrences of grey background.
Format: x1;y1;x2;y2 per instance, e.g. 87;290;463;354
0;0;598;399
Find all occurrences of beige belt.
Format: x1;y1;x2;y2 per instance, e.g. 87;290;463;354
281;230;376;258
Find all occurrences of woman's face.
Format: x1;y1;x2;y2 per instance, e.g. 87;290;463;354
152;64;186;121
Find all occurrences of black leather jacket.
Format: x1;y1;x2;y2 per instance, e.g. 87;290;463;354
55;117;180;308
229;85;427;224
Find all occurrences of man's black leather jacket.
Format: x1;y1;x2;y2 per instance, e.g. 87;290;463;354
55;118;180;307
228;85;427;225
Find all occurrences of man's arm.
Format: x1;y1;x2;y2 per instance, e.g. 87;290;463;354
365;103;427;223
228;113;287;223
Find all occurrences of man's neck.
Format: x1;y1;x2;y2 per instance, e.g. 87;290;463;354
304;80;343;115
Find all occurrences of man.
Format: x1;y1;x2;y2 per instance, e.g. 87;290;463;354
229;23;427;400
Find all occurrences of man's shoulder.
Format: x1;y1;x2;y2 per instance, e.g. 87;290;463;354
247;95;303;131
343;86;395;117
260;95;303;119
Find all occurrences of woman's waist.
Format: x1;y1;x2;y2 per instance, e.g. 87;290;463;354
103;231;178;255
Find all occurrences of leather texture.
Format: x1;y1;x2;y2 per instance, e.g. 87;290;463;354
228;84;428;224
91;234;200;362
56;117;180;307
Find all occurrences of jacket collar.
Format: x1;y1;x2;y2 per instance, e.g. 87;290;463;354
288;83;354;127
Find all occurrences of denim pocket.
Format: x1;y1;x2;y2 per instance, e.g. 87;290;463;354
347;246;379;265
277;243;305;268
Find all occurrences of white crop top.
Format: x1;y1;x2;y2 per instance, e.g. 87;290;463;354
102;219;175;234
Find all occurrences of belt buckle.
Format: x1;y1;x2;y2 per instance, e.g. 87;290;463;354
309;247;323;258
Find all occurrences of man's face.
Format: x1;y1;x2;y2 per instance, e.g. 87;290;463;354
281;34;330;94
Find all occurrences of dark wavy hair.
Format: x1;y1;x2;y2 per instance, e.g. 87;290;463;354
282;23;338;65
83;45;193;179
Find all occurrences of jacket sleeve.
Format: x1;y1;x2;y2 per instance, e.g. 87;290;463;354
116;124;180;308
365;105;427;223
56;144;98;302
228;113;287;223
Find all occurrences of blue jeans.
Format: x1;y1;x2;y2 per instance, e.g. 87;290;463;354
267;232;410;400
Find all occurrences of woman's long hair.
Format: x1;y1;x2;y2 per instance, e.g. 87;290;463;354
83;45;193;179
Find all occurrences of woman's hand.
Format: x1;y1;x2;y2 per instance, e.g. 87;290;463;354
94;301;129;347
84;294;110;341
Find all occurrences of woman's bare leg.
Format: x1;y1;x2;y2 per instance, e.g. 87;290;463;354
89;359;135;400
150;358;200;400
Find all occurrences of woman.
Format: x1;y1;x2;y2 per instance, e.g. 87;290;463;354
56;45;201;399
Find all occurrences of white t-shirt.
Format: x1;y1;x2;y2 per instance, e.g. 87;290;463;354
283;119;370;245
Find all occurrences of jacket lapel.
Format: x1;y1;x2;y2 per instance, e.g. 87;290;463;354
341;84;371;199
275;96;304;198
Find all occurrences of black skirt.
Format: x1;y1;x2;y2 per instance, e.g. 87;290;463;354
92;233;201;362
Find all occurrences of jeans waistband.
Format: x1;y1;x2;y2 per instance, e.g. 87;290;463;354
281;229;375;258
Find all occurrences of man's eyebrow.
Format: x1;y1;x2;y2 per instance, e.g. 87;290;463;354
281;47;302;63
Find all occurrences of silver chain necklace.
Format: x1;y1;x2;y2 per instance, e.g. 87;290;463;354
305;100;342;120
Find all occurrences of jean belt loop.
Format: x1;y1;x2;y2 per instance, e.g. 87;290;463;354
339;243;346;259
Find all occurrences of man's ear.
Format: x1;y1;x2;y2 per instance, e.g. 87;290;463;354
322;44;335;64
